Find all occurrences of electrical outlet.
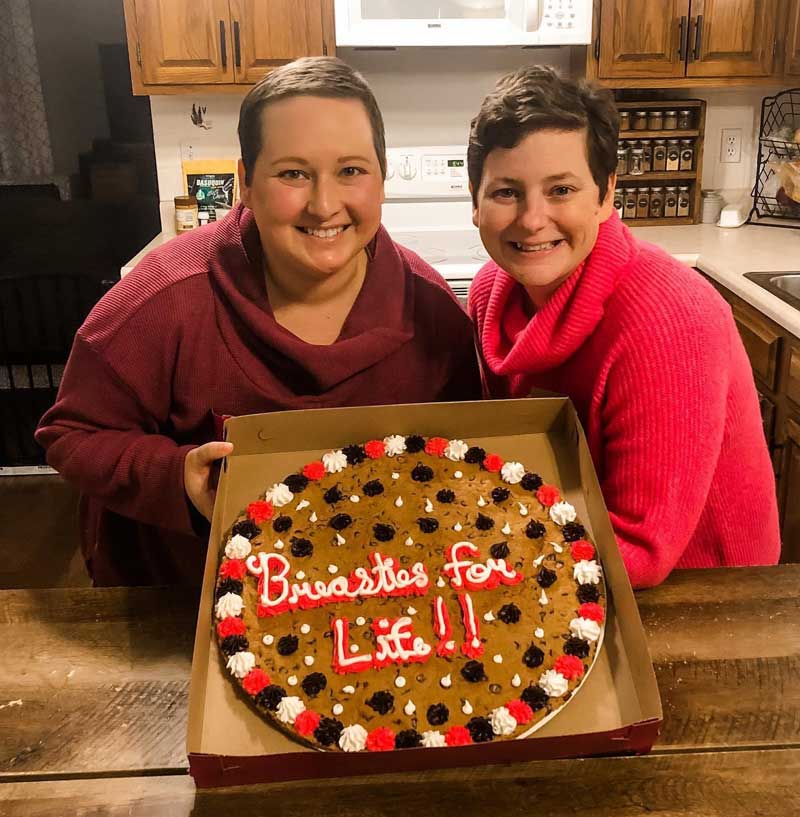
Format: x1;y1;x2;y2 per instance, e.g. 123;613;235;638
180;141;194;161
720;128;742;163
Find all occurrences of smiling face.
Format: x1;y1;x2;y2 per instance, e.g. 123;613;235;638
238;95;385;286
472;128;615;307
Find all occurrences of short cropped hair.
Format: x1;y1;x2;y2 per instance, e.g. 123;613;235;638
468;65;618;204
238;56;386;184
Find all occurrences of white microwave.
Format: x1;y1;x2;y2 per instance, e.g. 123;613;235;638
333;0;592;47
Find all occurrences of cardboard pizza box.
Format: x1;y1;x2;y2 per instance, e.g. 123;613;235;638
187;398;662;788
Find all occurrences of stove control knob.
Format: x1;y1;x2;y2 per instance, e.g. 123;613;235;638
399;155;417;180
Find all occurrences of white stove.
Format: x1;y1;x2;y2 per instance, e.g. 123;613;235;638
382;146;486;302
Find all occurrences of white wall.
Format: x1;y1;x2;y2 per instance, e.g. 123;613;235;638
147;45;782;217
30;0;126;176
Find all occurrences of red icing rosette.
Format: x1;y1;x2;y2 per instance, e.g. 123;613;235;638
219;559;246;580
216;616;246;638
445;725;473;746
554;654;585;680
242;668;271;695
366;726;396;751
302;461;326;481
536;484;561;507
482;453;504;472
506;699;534;725
424;437;449;457
294;709;321;736
246;499;274;523
578;602;605;623
570;539;595;561
364;440;386;459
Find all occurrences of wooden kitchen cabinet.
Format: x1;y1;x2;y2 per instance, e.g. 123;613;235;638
591;0;779;86
786;1;800;82
703;276;800;564
123;0;335;94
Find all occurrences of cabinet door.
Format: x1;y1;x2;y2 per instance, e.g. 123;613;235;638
230;0;327;84
686;0;776;77
778;415;800;563
730;300;782;392
132;0;234;85
786;0;800;77
758;389;777;448
598;0;691;78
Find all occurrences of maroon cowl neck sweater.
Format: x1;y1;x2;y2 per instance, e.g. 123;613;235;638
37;204;480;586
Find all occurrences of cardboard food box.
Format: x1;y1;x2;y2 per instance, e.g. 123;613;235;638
188;398;662;788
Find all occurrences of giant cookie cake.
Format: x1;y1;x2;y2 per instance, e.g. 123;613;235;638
214;434;605;753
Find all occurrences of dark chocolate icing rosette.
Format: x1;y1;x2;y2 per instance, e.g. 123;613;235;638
214;435;606;752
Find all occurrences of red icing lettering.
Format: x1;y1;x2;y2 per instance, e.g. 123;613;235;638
432;595;456;657
443;541;523;592
458;592;484;658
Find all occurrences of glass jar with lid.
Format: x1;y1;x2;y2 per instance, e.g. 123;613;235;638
623;187;638;219
677;185;691;217
632;110;649;131
647;110;664;130
628;146;645;175
679;139;695;170
618;111;631;132
641;140;653;172
664;186;678;217
652;139;667;171
649;186;664;218
636;187;651;218
616;145;630;175
613;187;624;218
678;109;693;129
664;110;679;129
666;139;681;171
174;195;198;232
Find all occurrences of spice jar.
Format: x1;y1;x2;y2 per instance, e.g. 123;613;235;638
647;110;664;130
632;110;649;131
679;138;695;170
629;147;645;176
677;185;691;217
664;110;679;129
623;187;638;219
613;187;624;218
174;195;199;232
641;140;653;172
616;145;630;175
618;111;631;132
664;186;678;217
649;186;664;218
636;186;651;218
666;139;681;171
652;139;667;171
678;109;693;129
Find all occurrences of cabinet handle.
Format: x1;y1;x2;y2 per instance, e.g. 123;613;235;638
692;14;703;60
233;20;241;68
220;20;227;69
678;15;688;60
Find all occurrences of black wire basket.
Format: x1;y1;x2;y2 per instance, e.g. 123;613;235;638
749;87;800;227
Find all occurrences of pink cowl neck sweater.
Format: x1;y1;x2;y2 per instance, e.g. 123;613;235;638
468;211;780;588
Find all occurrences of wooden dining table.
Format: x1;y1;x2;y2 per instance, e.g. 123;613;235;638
1;564;798;816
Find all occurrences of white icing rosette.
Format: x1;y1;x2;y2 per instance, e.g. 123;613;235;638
265;482;293;508
338;723;368;752
569;616;602;642
215;592;244;619
276;696;305;725
421;730;446;748
538;669;569;697
500;461;525;484
444;439;468;461
322;450;348;473
226;650;255;678
549;500;577;525
573;560;603;585
224;533;252;560
383;435;407;456
490;706;518;736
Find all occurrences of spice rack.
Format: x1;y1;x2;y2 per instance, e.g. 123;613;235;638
614;99;707;227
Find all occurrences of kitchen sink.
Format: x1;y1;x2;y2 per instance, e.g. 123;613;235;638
743;271;800;311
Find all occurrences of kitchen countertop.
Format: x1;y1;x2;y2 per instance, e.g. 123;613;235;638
121;221;800;338
1;565;799;815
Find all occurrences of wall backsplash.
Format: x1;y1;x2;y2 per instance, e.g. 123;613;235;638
149;47;783;226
